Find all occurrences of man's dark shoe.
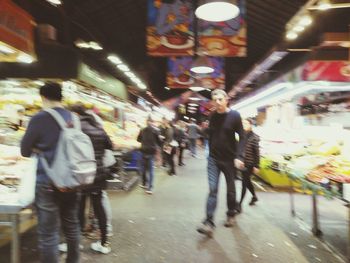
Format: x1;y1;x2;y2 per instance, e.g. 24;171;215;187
249;196;258;206
197;222;214;238
224;216;235;227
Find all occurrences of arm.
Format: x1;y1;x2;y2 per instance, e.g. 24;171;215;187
20;116;41;157
236;113;245;160
137;129;143;143
254;136;260;168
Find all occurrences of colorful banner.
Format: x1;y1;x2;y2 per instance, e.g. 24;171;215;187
0;0;35;56
167;57;225;89
147;0;194;56
302;61;350;82
198;0;246;57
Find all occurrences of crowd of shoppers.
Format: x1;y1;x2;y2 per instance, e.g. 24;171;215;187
20;83;260;262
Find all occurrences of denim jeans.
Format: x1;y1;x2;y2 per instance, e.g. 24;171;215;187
204;139;209;158
102;190;113;233
189;138;197;156
205;157;237;226
141;154;154;190
35;184;80;263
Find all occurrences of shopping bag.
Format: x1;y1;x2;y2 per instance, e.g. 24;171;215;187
18;156;37;207
103;149;116;167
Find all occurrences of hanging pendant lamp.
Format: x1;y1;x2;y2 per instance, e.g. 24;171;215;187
195;0;240;22
189;78;205;92
190;56;214;74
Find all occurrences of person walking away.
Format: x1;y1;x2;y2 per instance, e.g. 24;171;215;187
158;117;169;167
187;119;200;157
197;89;245;237
237;118;260;213
175;120;187;166
21;82;81;263
201;120;210;158
164;121;177;176
71;104;113;254
137;117;161;194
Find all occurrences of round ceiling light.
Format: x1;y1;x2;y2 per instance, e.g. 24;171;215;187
195;1;240;22
190;66;214;74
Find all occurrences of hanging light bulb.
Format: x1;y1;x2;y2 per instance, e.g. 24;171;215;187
195;0;240;22
190;56;214;74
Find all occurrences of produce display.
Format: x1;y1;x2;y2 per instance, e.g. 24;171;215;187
256;125;350;192
0;144;33;205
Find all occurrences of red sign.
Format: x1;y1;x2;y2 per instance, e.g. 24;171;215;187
0;0;35;55
302;61;350;82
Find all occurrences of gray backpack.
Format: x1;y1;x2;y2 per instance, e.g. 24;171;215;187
40;109;97;189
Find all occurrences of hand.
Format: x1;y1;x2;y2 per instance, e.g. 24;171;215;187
234;159;244;170
253;167;260;175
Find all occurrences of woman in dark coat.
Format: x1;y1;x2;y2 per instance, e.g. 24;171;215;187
238;118;260;212
71;105;113;254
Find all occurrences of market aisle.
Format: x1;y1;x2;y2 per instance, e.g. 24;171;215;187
0;150;345;263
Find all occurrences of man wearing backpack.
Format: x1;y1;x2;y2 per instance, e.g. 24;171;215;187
21;83;81;263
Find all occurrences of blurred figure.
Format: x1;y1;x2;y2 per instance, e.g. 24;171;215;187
237;118;260;212
197;89;245;237
21;83;81;262
71;104;113;254
159;117;169;167
164;121;177;176
175;120;187;166
187;119;200;157
201;120;210;158
137;117;161;194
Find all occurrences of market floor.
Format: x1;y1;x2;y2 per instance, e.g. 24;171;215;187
0;150;348;263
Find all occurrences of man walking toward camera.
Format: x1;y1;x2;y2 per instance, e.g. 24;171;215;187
197;89;245;237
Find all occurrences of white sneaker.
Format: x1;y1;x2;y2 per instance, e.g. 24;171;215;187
91;241;111;254
139;184;147;189
145;190;153;195
59;243;84;253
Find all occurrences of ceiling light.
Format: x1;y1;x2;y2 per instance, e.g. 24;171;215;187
195;0;240;22
293;25;305;32
190;56;215;74
165;87;170;90
117;64;130;72
190;86;205;92
89;41;103;50
46;0;62;5
317;0;332;10
189;97;202;101
34;80;45;86
107;55;123;64
184;116;189;120
17;53;34;64
125;72;136;78
0;44;15;54
188;103;198;107
75;41;90;49
138;83;147;90
298;14;313;26
131;77;142;84
286;31;298;40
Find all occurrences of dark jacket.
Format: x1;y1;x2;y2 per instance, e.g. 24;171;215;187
243;131;260;168
80;114;113;189
137;125;161;155
174;127;187;146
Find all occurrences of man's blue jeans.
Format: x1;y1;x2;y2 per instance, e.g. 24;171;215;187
205;157;237;226
141;154;154;191
189;138;197;156
35;184;80;263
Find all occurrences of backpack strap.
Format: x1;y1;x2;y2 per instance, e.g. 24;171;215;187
72;113;81;130
44;108;70;130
